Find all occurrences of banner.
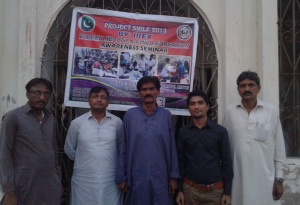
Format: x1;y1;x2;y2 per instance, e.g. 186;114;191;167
64;7;198;115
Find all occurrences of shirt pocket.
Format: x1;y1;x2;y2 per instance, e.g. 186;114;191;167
254;122;272;143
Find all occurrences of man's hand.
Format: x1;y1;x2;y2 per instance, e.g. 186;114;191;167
221;194;231;205
3;191;18;205
176;191;184;205
169;178;178;196
273;180;284;200
118;182;128;193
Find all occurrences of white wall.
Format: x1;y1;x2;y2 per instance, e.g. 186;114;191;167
193;0;276;118
0;0;21;116
0;0;68;117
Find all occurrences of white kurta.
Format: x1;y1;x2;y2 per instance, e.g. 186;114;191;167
64;111;123;205
223;99;286;205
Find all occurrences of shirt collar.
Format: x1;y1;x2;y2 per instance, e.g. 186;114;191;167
87;110;112;119
235;99;264;109
24;102;51;117
187;118;214;129
139;104;160;115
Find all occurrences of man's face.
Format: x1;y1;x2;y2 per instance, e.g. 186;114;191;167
88;90;109;111
188;96;209;118
26;84;51;111
139;82;160;105
237;79;261;101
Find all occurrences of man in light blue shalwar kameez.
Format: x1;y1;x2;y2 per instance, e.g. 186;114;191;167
64;86;123;205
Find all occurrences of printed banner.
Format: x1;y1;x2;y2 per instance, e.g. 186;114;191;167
64;7;198;115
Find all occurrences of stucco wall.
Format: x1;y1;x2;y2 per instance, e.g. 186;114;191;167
0;0;299;204
283;159;300;204
0;0;20;116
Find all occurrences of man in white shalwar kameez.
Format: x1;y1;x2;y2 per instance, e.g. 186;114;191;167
223;71;286;205
64;86;123;205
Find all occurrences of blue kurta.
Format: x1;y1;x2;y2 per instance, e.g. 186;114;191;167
116;106;180;205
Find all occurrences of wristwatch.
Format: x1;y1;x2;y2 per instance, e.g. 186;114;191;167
276;177;284;184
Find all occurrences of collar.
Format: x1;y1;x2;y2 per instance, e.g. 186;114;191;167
187;118;214;129
24;102;51;117
87;110;112;119
236;99;264;109
139;104;159;115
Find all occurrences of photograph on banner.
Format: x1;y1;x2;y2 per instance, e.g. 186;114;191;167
64;7;198;115
118;52;157;80
73;47;119;78
157;55;191;84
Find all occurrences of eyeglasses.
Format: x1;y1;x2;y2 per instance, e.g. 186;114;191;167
28;90;51;98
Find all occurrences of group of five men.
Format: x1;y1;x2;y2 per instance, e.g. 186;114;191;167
0;71;286;205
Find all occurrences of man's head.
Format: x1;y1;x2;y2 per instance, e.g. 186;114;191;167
186;90;210;118
236;71;261;102
150;54;155;59
137;76;160;105
25;78;53;111
88;86;109;112
236;71;260;86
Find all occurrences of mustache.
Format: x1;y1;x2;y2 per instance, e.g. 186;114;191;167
144;94;153;99
242;91;252;95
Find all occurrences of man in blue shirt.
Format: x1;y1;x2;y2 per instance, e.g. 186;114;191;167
116;76;179;205
176;90;233;205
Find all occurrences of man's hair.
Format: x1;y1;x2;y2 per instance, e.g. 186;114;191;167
186;90;210;105
136;76;161;91
236;71;260;86
88;86;109;98
25;78;53;93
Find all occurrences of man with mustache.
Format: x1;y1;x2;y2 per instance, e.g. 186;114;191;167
0;78;61;205
116;76;180;205
223;71;286;205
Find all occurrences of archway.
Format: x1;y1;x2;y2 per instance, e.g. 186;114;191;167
41;1;218;203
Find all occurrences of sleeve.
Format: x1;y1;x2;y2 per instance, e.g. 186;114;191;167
177;128;186;192
64;120;79;161
273;110;287;178
168;113;180;180
221;108;229;129
166;65;176;73
116;118;124;156
0;113;17;192
52;123;62;179
115;114;128;184
220;127;234;195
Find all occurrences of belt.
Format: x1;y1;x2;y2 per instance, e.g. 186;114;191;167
184;178;224;191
